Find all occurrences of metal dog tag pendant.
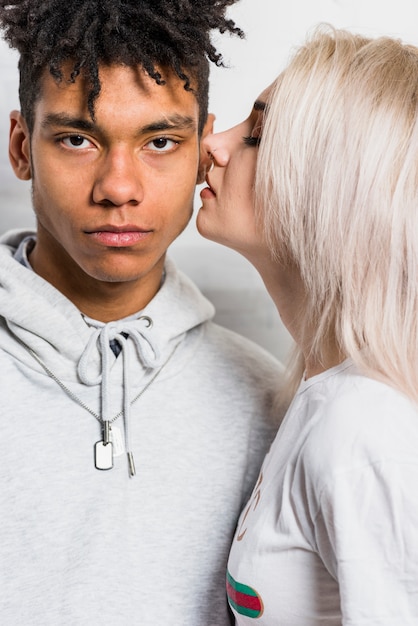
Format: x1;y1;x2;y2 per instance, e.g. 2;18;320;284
94;440;113;470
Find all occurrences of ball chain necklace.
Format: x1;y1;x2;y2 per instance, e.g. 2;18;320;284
25;341;178;477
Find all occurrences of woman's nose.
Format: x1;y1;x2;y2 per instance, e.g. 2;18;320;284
203;132;230;167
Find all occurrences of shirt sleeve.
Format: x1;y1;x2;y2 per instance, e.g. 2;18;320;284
314;458;418;625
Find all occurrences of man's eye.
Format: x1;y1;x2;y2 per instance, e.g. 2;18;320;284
61;135;92;149
145;137;179;152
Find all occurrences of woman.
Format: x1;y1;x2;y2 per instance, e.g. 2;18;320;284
198;26;418;625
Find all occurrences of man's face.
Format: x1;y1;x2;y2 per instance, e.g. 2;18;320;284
10;63;210;298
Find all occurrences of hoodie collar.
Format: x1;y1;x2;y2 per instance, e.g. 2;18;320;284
0;229;215;378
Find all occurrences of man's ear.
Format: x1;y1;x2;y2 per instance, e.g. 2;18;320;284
197;112;215;184
9;110;32;181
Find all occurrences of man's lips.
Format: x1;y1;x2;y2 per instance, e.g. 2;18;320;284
86;225;152;247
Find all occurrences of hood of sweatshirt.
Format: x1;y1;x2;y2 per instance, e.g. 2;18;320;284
0;229;215;381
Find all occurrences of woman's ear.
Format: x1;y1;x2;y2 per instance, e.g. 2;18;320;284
197;113;215;184
9;110;32;181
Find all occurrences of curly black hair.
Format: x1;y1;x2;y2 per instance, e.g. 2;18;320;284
0;0;244;133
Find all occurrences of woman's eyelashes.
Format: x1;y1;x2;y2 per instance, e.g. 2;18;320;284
243;135;261;147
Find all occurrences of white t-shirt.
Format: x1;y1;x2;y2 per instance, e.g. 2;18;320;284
228;360;418;625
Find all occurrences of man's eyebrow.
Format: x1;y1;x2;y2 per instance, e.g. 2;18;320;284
41;113;96;132
253;100;267;112
140;115;196;134
41;112;197;135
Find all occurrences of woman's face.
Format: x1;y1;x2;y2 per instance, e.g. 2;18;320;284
197;85;272;262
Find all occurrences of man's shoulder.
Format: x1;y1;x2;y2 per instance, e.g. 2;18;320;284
195;320;286;425
201;319;284;375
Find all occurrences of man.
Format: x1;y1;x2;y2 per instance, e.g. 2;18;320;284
0;1;283;624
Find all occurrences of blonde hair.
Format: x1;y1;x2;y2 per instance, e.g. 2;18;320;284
256;25;418;402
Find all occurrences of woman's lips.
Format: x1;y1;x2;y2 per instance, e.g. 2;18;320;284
200;176;216;200
200;186;216;200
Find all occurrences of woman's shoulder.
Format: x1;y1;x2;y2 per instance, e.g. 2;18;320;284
298;362;418;477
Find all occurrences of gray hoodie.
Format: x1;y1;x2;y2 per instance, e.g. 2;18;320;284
0;229;283;626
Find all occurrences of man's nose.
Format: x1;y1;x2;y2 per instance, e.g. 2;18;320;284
92;147;143;207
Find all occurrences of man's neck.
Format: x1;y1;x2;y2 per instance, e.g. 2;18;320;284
28;243;165;322
67;279;163;322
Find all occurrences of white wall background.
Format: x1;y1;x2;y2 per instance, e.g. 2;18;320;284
0;0;417;363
